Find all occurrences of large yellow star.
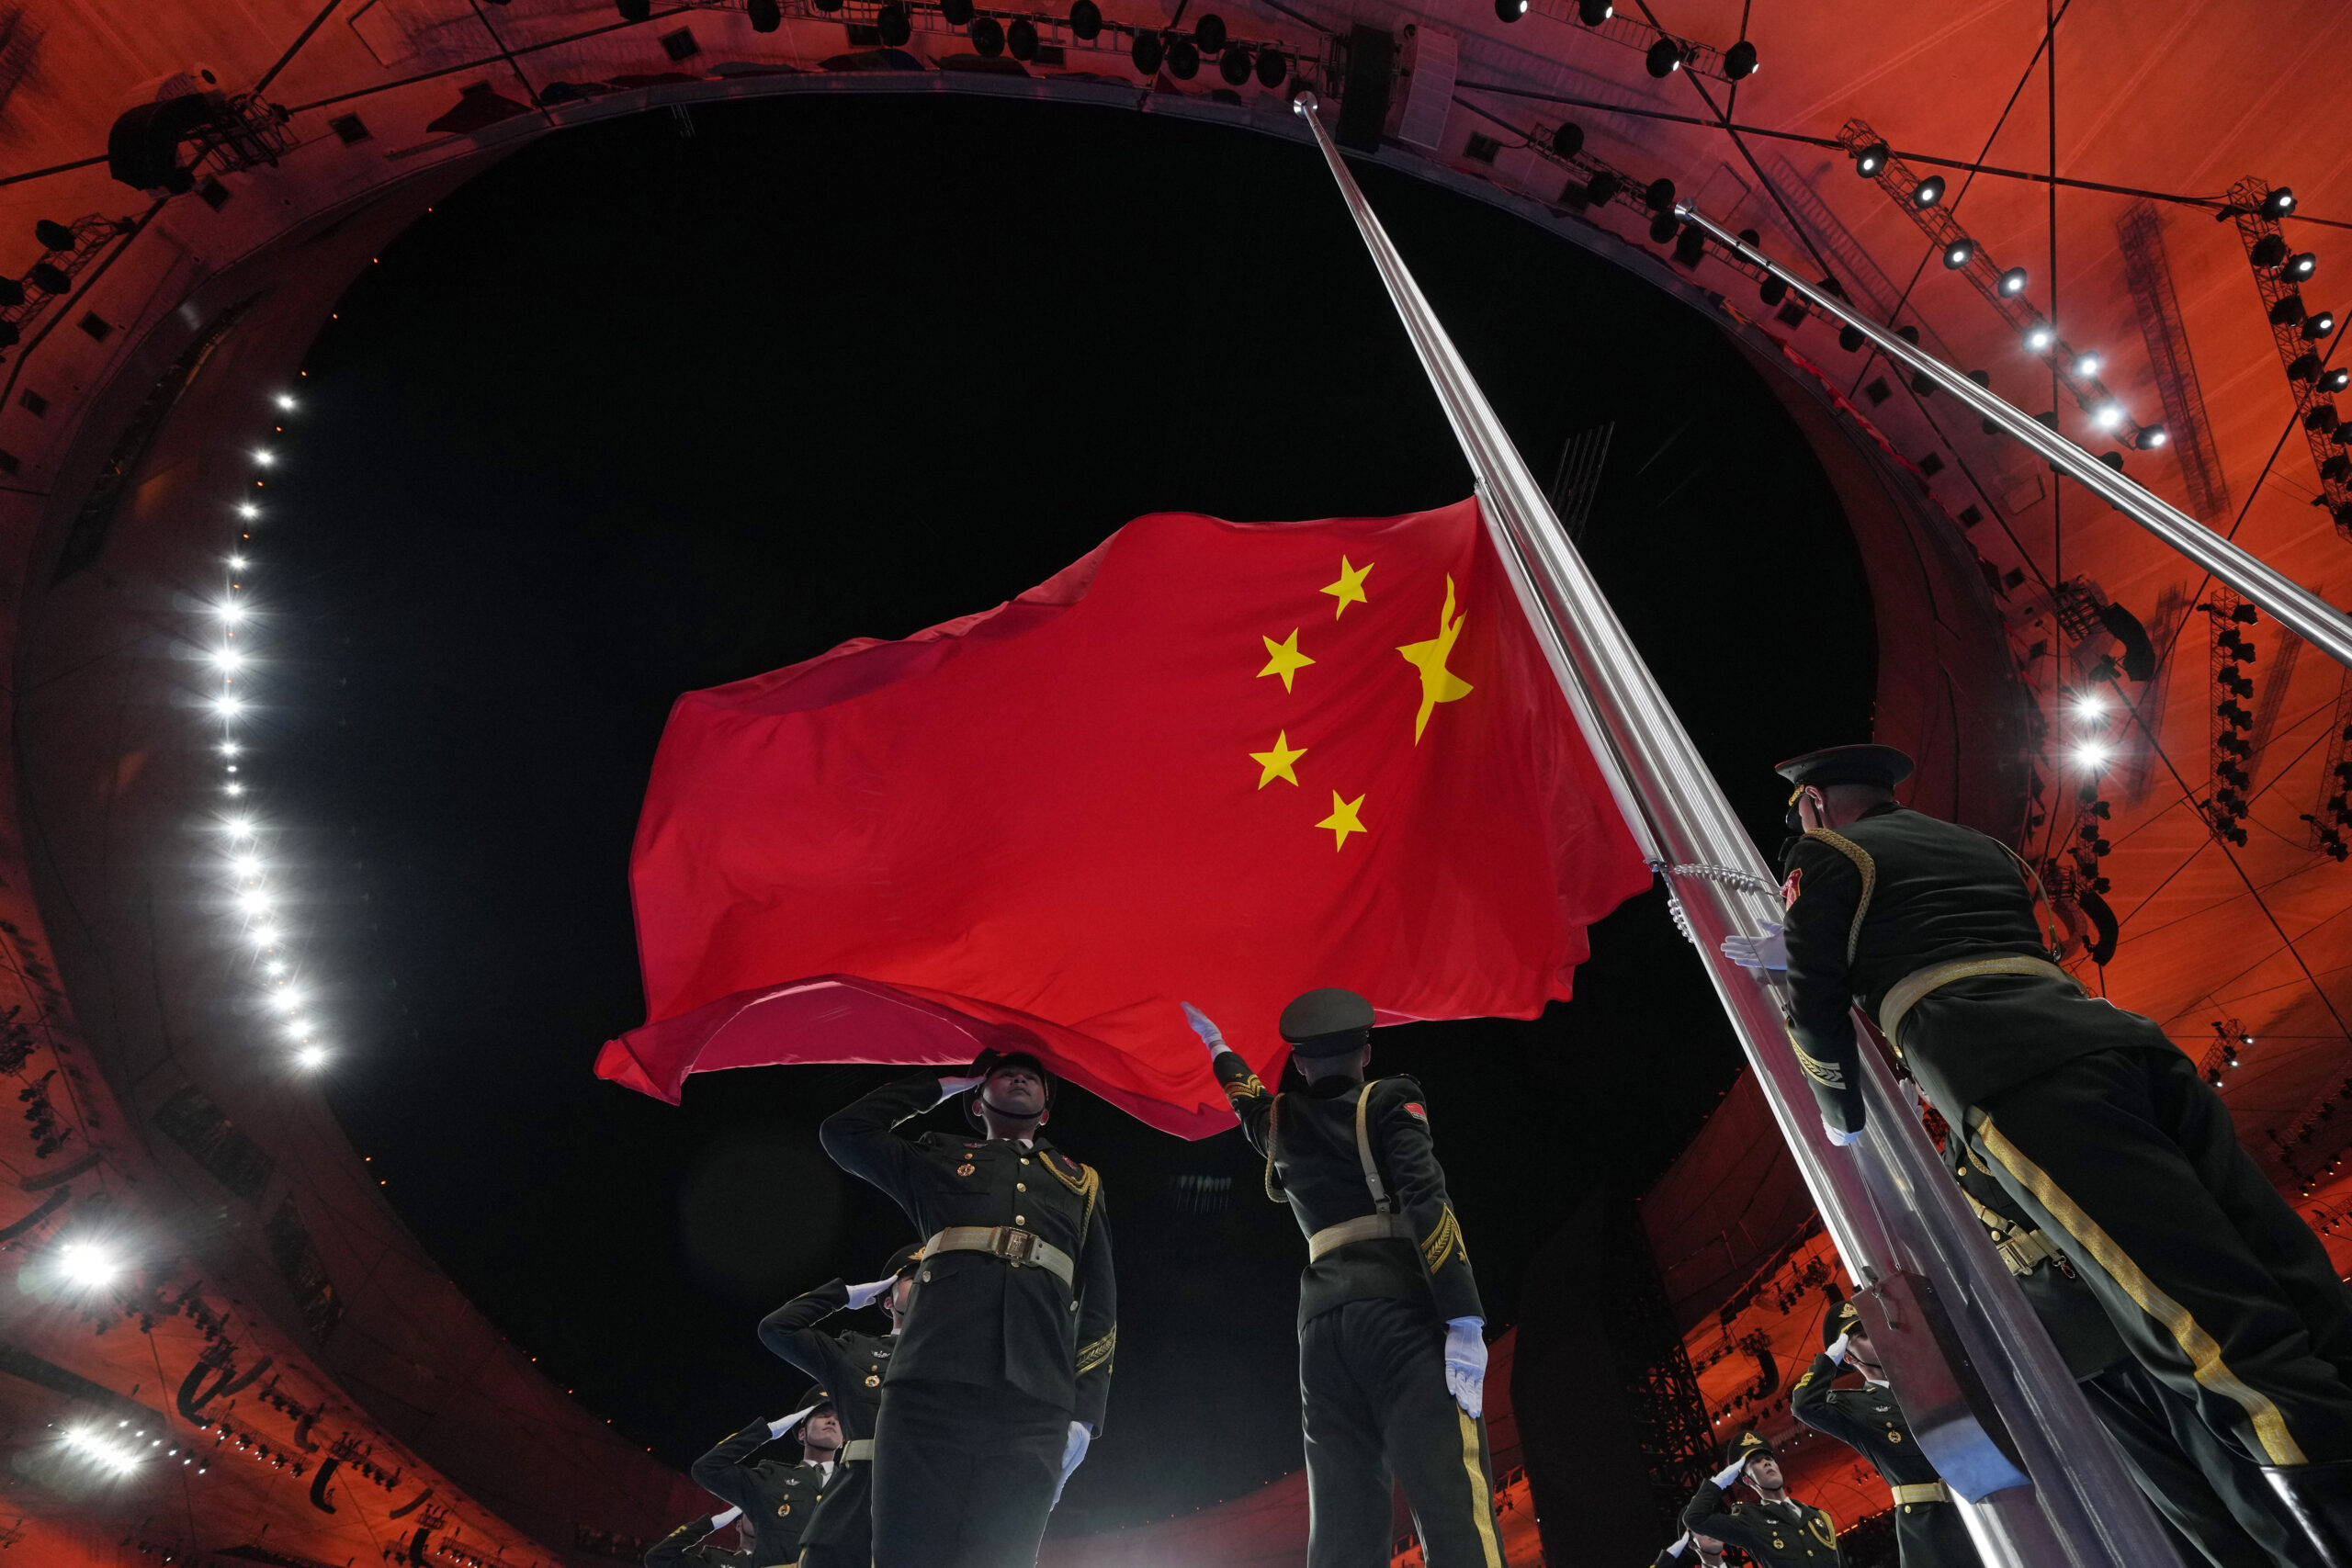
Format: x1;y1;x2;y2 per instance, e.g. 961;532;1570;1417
1249;730;1307;789
1396;575;1473;742
1257;628;1316;692
1320;556;1374;618
1317;791;1368;851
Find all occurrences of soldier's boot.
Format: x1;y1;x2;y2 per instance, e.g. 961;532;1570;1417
2260;1460;2352;1567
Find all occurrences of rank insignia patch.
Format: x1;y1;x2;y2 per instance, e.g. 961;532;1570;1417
1782;866;1804;908
1403;1102;1429;1122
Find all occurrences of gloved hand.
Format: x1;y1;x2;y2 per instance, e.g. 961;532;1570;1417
1442;1317;1487;1418
845;1276;898;1311
1823;1117;1862;1148
1710;1455;1749;1490
1665;1534;1690;1559
711;1506;743;1529
1826;1331;1851;1365
936;1073;986;1103
1182;1001;1234;1057
1721;923;1788;973
1049;1420;1093;1506
768;1404;818;1439
938;1046;1004;1102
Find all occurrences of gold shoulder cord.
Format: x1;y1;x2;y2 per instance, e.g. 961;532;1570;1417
1997;841;2067;959
1802;829;1876;964
1041;1154;1101;1242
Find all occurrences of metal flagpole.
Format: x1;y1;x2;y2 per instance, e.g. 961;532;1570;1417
1287;95;2182;1568
1668;204;2352;672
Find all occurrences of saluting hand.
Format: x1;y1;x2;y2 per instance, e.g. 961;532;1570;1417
1710;1455;1750;1490
1442;1318;1487;1419
1181;1002;1233;1057
844;1277;898;1311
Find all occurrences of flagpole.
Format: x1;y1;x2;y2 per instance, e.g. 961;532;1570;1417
1288;95;2179;1568
1668;205;2352;672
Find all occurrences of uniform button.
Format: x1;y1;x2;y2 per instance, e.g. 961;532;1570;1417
920;1269;932;1282
1017;1182;1027;1191
1020;1156;1030;1165
1014;1214;1025;1224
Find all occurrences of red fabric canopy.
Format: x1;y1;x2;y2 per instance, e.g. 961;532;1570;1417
598;498;1650;1136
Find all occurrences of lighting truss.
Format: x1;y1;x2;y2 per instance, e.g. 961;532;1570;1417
2225;175;2350;540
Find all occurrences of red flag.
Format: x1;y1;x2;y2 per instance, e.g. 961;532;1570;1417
598;497;1651;1137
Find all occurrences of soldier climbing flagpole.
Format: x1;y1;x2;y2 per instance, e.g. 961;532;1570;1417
1286;93;2182;1568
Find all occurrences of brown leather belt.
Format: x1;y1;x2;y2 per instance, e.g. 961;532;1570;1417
1878;954;2077;1053
1892;1482;1950;1505
920;1225;1075;1288
842;1438;875;1462
1306;1213;1415;1261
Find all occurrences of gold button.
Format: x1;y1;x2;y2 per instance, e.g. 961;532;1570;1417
1015;1214;1025;1224
1017;1182;1027;1191
1021;1157;1030;1166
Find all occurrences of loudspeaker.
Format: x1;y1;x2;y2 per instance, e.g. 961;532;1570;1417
1334;25;1395;152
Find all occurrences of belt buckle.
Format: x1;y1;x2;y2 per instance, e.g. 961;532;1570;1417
997;1228;1035;1267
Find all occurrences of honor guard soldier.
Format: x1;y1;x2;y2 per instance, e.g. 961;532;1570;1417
756;1243;921;1568
643;1506;750;1568
1185;989;1505;1568
820;1049;1116;1568
1682;1430;1842;1568
1791;1300;1974;1568
688;1401;841;1567
1724;743;2352;1563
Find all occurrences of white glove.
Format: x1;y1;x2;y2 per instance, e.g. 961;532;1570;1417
1826;1331;1851;1365
1049;1420;1092;1506
1711;1455;1749;1489
1721;923;1788;973
767;1404;818;1439
711;1506;742;1529
844;1277;897;1311
936;1073;985;1103
1823;1117;1862;1147
1181;1001;1234;1057
1665;1534;1690;1559
1442;1318;1487;1418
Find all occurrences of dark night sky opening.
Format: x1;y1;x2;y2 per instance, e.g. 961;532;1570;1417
258;91;1871;1533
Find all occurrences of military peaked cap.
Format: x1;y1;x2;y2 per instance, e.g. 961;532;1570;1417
1775;744;1914;792
883;1240;923;1279
1724;1429;1775;1467
964;1047;1057;1129
1823;1298;1863;1349
1280;987;1375;1055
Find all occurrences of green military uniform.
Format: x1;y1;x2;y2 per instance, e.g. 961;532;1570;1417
1772;744;2352;1555
1791;1303;1974;1568
1681;1432;1840;1568
642;1511;751;1568
757;1253;911;1568
687;1418;832;1567
1951;1141;2301;1568
820;1061;1115;1568
1206;988;1503;1568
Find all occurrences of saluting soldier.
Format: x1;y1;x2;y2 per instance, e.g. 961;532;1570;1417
642;1506;750;1568
687;1401;841;1567
756;1242;921;1568
1185;989;1504;1568
819;1048;1116;1568
1724;743;2352;1562
1682;1430;1842;1568
1791;1300;1974;1568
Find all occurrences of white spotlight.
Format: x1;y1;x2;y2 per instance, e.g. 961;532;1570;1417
286;1018;311;1036
253;925;281;944
295;1045;329;1070
253;450;276;467
212;648;244;671
62;1427;143;1473
56;1242;123;1288
2073;692;2106;718
2093;402;2126;430
237;503;260;520
224;783;244;795
220;741;241;757
217;602;245;623
231;854;260;878
266;960;288;976
222;817;255;838
2074;741;2110;769
2025;323;2056;352
2073;351;2101;378
229;553;248;569
236;888;271;915
275;394;298;412
214;694;243;716
269;989;302;1012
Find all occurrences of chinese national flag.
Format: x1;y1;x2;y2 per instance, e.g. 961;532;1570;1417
597;497;1651;1137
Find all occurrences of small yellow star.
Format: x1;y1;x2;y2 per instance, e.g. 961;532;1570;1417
1257;628;1316;693
1316;791;1368;851
1321;556;1374;618
1396;575;1474;742
1249;730;1308;789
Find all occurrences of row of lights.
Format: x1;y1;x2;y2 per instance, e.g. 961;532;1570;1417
1490;0;1758;85
213;389;331;1075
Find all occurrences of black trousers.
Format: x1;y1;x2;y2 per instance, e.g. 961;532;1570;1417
1892;1497;1975;1568
1299;1297;1504;1568
1966;1048;2352;1471
2084;1357;2311;1568
868;1377;1068;1568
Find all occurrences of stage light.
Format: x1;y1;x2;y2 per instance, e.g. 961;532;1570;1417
211;648;243;671
296;1046;329;1070
2074;741;2109;769
1998;266;2028;296
1854;141;1889;176
1942;238;1975;270
968;17;1003;54
34;218;74;251
1648;211;1679;244
940;0;972;22
1673;224;1707;266
2270;294;2307;326
2289;253;2319;282
57;1242;124;1289
1584;171;1622;205
266;960;288;976
2073;350;2100;377
274;393;298;412
2092;401;2125;430
237;502;259;519
1218;42;1252;82
269;989;301;1011
1130;29;1163;71
2073;691;2106;717
1645;39;1683;76
2262;186;2296;220
1194;12;1226;51
876;4;911;44
1496;0;1527;19
1069;0;1102;37
286;1018;311;1036
1759;276;1788;306
62;1427;143;1473
232;854;260;877
214;694;243;716
748;0;781;30
2324;367;2352;393
1723;39;1758;79
223;817;255;838
2025;323;2056;352
2290;352;2323;380
2304;310;2336;339
225;783;244;795
1838;325;1865;352
1003;17;1037;58
1256;48;1286;87
2253;234;2289;268
228;554;247;569
220;741;240;757
1644;178;1676;213
2136;423;2170;449
217;601;245;622
1911;175;1945;208
1577;0;1611;22
237;889;271;915
253;924;279;944
1551;122;1583;158
2311;406;2341;434
1166;36;1199;76
253;449;276;467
